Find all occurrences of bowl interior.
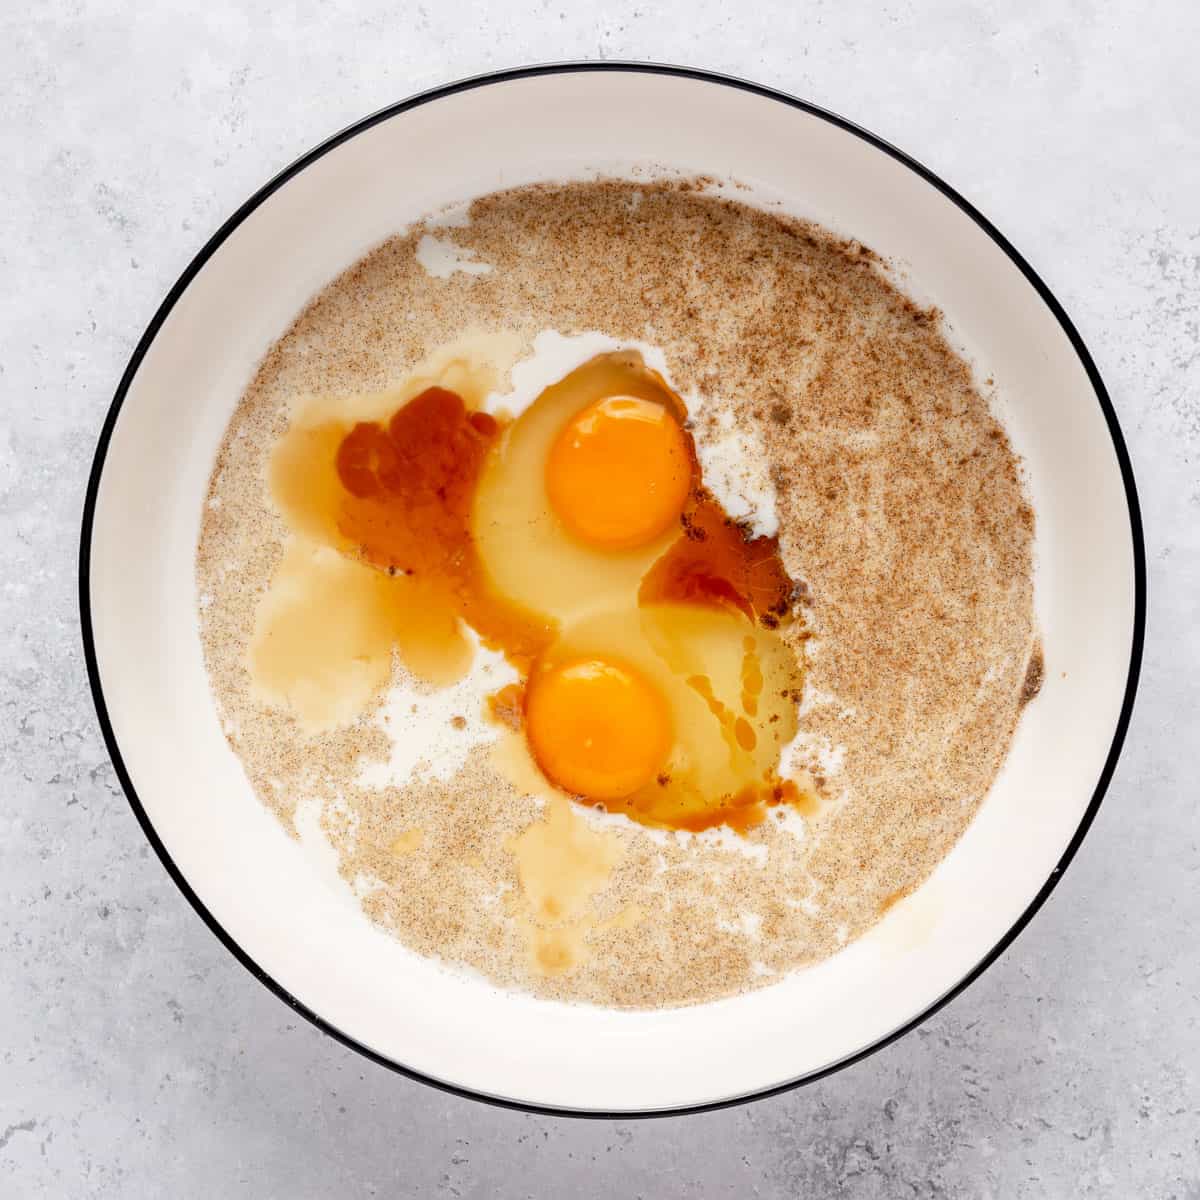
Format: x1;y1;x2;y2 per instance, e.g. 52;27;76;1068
85;68;1139;1113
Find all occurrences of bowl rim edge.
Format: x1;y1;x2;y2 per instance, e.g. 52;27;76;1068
76;59;1148;1120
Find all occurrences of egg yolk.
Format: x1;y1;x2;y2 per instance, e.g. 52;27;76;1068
544;396;692;550
525;657;673;800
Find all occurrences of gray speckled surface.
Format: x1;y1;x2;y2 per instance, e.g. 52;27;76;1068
3;1;1196;1195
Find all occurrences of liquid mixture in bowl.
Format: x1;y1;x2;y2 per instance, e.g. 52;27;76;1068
197;178;1039;1008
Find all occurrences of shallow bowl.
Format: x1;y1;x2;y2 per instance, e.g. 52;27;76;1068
81;64;1144;1115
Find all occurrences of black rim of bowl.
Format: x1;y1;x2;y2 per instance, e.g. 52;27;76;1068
78;61;1147;1119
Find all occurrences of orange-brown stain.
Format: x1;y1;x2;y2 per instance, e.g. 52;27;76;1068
790;783;820;818
639;496;796;628
507;795;624;976
331;387;555;668
879;884;914;915
686;673;743;756
246;537;472;725
486;682;525;731
593;773;810;835
740;636;764;717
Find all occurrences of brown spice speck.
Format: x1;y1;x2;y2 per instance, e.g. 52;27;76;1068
1019;641;1045;709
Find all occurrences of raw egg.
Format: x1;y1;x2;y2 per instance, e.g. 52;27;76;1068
471;353;693;622
525;605;804;832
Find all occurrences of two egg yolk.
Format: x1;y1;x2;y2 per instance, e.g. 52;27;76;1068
528;394;693;800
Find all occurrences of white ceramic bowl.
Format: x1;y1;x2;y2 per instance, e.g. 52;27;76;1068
80;64;1144;1116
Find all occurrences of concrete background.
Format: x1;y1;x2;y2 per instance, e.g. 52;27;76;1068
3;1;1196;1195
